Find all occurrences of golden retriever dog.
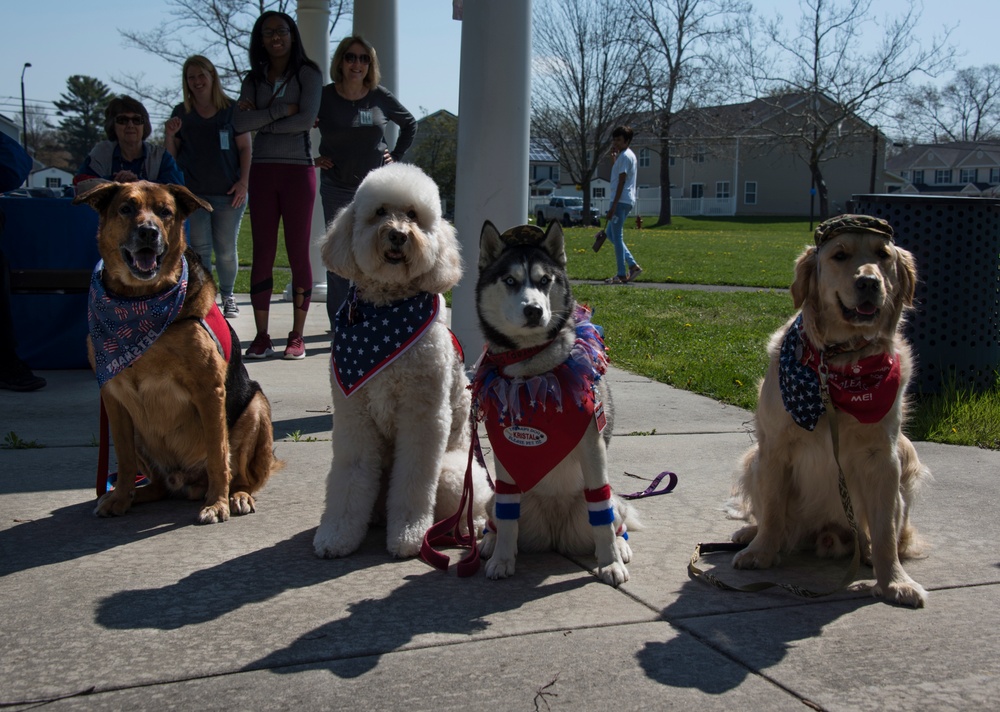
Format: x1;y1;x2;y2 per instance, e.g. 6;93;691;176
313;163;489;559
75;181;277;524
728;214;931;607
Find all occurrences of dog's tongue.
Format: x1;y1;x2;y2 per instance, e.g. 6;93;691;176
855;302;876;315
133;249;158;272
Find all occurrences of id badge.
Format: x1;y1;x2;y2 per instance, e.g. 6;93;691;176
358;109;373;126
594;400;607;433
219;130;230;150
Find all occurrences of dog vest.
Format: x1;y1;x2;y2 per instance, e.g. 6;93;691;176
472;306;608;493
88;257;189;388
332;288;439;397
196;303;232;362
779;314;901;430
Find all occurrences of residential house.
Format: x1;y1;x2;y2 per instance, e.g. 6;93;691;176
0;113;19;143
528;138;561;197
885;142;1000;197
28;163;73;191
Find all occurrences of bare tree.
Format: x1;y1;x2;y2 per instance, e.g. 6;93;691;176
116;0;351;115
531;0;640;218
894;65;1000;143
731;0;954;218
628;0;749;225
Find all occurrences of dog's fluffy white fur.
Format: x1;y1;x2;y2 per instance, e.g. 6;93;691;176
313;163;489;559
728;230;931;607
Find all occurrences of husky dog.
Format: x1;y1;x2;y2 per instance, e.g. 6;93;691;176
474;220;638;586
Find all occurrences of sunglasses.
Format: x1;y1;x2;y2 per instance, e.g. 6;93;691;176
115;115;144;126
344;52;371;65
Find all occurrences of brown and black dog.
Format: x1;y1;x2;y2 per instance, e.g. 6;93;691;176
74;181;278;524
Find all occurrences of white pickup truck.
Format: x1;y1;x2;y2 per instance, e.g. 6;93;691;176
535;196;600;227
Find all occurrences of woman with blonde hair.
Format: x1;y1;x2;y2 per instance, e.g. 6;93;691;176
316;34;416;329
165;55;252;319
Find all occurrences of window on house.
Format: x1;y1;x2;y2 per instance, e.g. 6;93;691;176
744;181;757;204
992;168;1000;184
694;149;706;163
900;170;909;181
593;187;605;199
639;148;650;167
45;177;62;188
669;156;676;166
716;181;731;199
934;169;952;184
691;183;704;199
551;166;560;182
960;168;977;184
912;169;925;184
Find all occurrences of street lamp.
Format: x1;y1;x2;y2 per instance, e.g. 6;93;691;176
20;62;31;150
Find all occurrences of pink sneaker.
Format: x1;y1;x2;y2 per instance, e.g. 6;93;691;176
284;331;306;360
245;333;274;359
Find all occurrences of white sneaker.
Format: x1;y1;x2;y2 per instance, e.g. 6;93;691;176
222;295;240;318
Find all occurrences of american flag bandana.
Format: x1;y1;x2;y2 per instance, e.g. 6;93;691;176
332;288;439;397
779;314;901;430
88;258;189;389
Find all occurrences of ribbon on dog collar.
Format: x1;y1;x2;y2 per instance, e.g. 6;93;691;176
88;257;189;388
779;314;901;430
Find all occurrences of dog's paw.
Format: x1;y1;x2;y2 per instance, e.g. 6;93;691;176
615;536;633;564
874;579;928;608
732;546;777;570
313;521;365;559
731;524;758;546
197;500;230;524
230;492;257;516
389;529;424;559
597;561;629;587
485;555;516;580
479;531;496;558
94;490;133;517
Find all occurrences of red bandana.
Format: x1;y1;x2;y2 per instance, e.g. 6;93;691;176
472;308;607;493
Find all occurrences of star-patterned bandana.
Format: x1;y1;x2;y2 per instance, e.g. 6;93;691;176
332;288;440;397
88;257;189;388
473;306;608;493
779;314;901;430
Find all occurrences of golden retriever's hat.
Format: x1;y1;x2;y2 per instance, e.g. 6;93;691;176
499;224;546;247
814;214;894;247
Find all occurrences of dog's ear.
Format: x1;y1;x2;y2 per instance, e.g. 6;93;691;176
478;221;504;271
322;201;362;281
167;184;213;220
790;245;817;310
417;220;464;294
541;221;568;268
72;182;122;215
893;245;918;308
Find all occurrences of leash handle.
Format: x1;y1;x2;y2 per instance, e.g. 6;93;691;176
621;470;677;499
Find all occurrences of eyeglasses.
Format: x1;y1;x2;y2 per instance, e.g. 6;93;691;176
344;52;371;65
115;115;144;126
262;27;290;39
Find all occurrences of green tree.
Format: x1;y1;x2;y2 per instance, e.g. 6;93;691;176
53;75;113;169
408;111;458;213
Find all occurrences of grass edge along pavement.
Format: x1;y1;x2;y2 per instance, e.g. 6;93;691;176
228;215;998;449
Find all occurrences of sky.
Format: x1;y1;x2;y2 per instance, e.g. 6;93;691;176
0;0;996;130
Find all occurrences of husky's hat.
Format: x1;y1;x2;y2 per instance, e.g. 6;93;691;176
814;214;894;247
499;224;546;247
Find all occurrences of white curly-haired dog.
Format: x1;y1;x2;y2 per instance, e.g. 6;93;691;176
313;163;489;559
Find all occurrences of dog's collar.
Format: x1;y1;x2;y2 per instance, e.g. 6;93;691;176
480;341;554;369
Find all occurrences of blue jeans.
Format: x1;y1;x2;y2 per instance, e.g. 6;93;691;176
187;194;246;298
607;202;636;277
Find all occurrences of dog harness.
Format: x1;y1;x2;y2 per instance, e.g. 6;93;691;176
779;314;901;430
472;306;609;496
88;257;189;388
332;287;440;397
195;303;233;362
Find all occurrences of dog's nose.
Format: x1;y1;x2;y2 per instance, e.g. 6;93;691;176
855;274;881;297
388;229;408;248
134;224;160;245
523;304;542;326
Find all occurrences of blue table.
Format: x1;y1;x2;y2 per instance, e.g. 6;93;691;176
0;196;100;369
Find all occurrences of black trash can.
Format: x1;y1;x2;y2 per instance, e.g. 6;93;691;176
849;194;1000;394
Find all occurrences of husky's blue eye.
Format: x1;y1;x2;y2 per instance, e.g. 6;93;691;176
504;276;517;286
538;275;551;287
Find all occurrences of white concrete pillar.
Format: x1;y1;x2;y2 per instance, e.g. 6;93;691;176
353;0;400;149
451;0;532;364
294;0;331;303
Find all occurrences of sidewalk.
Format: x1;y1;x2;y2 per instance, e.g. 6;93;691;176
2;294;998;710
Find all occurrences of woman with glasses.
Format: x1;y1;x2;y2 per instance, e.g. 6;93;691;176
73;95;184;194
315;35;417;330
232;11;322;361
164;55;252;320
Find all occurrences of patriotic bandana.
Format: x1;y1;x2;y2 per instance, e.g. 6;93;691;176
88;257;189;389
332;287;439;397
779;314;901;430
473;306;608;493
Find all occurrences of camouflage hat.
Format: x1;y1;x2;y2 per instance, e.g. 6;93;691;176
499;224;546;247
814;214;894;247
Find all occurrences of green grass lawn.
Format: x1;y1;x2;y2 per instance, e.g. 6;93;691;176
226;214;998;449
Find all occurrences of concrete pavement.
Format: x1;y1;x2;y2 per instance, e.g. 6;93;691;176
2;295;998;710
